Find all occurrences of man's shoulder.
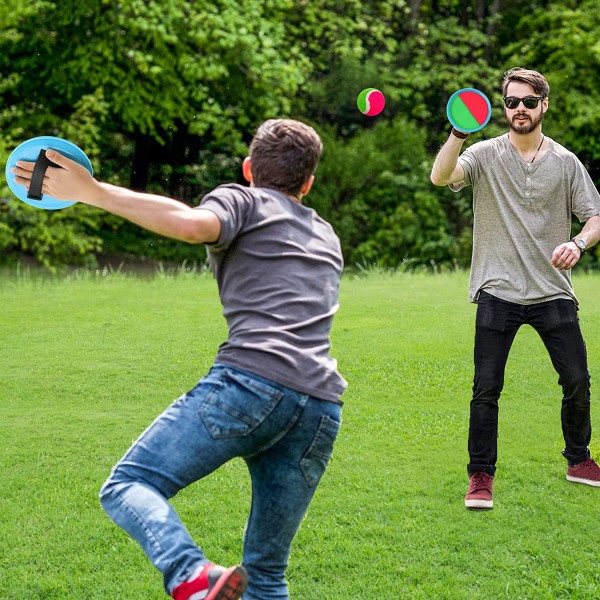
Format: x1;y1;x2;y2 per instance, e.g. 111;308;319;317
207;183;254;200
201;184;270;213
547;137;579;162
457;135;508;183
465;133;509;155
207;184;296;206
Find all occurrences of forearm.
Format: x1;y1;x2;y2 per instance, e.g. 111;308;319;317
575;214;600;250
11;150;220;244
430;133;467;186
81;182;203;243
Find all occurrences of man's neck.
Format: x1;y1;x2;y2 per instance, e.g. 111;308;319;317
286;193;303;204
507;128;544;152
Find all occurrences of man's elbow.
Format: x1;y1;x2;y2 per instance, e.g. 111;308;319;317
178;223;210;244
178;214;220;245
430;173;448;187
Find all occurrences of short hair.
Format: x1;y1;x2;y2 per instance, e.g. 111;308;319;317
248;119;323;196
502;67;550;98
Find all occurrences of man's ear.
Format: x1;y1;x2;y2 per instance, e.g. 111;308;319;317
300;174;315;197
242;157;253;184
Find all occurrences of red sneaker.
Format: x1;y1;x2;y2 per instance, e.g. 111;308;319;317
465;472;494;510
172;564;248;600
567;457;600;487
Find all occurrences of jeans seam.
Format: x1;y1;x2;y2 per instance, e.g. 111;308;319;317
247;395;309;457
223;369;285;402
299;415;340;487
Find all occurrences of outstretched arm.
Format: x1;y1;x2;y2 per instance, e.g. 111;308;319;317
11;149;221;244
551;214;600;270
430;132;468;187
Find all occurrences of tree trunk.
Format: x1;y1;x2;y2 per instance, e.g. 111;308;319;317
409;0;421;30
459;0;470;26
484;0;503;62
130;132;151;191
168;123;189;200
475;0;486;23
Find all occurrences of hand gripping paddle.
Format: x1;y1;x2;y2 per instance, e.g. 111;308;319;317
5;136;93;210
446;88;492;133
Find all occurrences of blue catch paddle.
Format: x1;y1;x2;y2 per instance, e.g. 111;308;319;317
6;136;92;210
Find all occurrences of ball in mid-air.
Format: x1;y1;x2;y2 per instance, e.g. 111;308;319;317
357;88;385;117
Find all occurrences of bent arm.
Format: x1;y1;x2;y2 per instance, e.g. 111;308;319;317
430;134;467;187
11;150;220;244
550;214;600;270
575;214;600;250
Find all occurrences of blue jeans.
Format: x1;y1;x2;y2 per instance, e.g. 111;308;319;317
469;292;591;475
99;364;342;599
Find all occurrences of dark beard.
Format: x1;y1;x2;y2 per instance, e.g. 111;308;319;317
505;109;544;134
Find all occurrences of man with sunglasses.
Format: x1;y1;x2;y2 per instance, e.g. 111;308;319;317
431;67;600;510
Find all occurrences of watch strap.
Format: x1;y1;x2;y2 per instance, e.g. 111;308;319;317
569;237;586;253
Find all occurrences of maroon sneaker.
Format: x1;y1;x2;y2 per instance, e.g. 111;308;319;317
465;472;494;510
172;563;248;600
567;457;600;487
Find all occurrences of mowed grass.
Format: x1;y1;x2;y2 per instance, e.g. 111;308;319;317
2;269;600;599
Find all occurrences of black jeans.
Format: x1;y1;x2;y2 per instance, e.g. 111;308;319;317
468;291;591;475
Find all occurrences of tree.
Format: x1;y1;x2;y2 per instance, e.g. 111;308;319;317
310;119;465;268
505;0;600;179
0;0;311;268
3;0;600;270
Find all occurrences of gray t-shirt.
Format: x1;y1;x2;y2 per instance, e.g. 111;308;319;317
199;184;347;403
452;134;600;304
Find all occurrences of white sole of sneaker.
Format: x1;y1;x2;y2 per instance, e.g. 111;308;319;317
566;475;600;487
465;499;493;509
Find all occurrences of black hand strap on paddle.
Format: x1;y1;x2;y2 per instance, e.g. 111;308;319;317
27;149;61;201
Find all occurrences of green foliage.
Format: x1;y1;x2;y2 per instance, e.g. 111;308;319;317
310;119;470;267
0;202;102;270
505;0;600;169
0;0;310;268
2;0;307;146
387;16;501;131
1;0;600;269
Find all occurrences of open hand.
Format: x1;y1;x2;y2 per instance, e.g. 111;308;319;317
11;149;96;203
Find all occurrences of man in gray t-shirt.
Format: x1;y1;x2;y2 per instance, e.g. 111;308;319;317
431;68;600;511
11;119;345;600
200;183;346;403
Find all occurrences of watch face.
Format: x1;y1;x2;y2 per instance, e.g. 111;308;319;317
576;239;586;250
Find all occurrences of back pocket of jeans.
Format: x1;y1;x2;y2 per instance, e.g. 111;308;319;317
200;369;284;439
300;415;341;487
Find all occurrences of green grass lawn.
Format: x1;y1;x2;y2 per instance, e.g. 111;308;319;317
1;269;600;599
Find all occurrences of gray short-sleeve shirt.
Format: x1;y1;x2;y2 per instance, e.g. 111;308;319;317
199;184;347;403
452;134;600;304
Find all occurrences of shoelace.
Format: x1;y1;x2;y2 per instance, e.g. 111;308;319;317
470;472;491;491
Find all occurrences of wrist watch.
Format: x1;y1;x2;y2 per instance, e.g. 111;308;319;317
570;237;586;253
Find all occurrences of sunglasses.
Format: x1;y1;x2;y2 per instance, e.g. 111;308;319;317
503;96;545;109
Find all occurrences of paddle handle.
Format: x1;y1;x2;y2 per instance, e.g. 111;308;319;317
27;149;61;201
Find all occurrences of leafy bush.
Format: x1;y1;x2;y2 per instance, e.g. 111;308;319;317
0;201;103;270
309;118;471;269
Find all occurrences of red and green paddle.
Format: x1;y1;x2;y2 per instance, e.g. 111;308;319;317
446;88;491;133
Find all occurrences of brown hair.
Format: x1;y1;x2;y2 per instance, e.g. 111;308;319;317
502;67;550;98
248;119;323;196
